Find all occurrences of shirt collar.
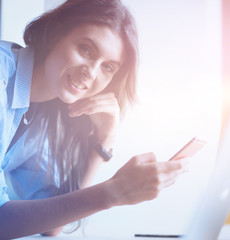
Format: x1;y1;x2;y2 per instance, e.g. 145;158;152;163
11;46;34;109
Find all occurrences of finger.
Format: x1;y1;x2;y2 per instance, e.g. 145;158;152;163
69;96;115;113
69;97;118;116
155;158;190;174
136;162;187;192
158;177;178;191
70;99;120;116
132;152;157;165
69;96;118;117
144;161;182;176
80;103;117;116
156;163;190;191
69;92;116;110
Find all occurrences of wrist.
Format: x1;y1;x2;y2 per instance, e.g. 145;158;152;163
103;179;122;208
89;135;113;161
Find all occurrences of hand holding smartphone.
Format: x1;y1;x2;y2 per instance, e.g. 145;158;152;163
169;137;207;161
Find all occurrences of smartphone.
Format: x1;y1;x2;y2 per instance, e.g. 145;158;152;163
169;137;207;161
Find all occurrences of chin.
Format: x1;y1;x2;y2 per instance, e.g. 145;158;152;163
60;93;82;104
60;98;77;104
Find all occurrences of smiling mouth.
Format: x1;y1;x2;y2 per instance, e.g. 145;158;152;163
67;74;88;91
71;79;86;89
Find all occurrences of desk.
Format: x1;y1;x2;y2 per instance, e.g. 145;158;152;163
17;225;230;240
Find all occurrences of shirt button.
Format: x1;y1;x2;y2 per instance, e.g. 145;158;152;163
0;79;7;90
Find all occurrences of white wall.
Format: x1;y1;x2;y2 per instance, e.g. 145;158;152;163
1;0;44;46
44;0;65;11
1;0;222;238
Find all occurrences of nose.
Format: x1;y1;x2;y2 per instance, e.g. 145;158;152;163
80;61;100;81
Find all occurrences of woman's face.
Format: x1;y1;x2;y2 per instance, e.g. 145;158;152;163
42;24;125;104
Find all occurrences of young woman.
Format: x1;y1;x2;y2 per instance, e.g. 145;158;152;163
0;0;189;238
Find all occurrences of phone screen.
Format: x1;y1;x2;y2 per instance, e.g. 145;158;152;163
169;137;207;161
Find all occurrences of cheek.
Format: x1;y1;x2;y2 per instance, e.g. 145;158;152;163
45;54;76;84
45;52;65;76
49;46;79;69
93;78;113;94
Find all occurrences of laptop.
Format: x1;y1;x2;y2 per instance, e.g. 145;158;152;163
183;116;230;240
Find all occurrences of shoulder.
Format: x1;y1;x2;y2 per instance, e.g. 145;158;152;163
0;40;23;86
0;40;22;60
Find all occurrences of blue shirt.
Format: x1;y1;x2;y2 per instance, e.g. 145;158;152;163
0;41;54;207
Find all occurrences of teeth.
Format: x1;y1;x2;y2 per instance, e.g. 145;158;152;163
71;79;85;89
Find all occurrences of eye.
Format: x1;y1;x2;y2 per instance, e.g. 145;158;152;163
102;63;114;73
79;44;92;58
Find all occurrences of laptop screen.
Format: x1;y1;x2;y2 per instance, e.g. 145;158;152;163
184;116;230;240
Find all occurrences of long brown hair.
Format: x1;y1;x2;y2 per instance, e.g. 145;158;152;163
24;0;139;230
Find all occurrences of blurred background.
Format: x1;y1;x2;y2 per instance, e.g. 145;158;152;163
0;0;223;238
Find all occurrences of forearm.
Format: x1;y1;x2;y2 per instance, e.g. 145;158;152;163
0;180;115;239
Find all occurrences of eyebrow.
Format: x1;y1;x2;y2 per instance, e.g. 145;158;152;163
83;38;121;67
83;38;99;53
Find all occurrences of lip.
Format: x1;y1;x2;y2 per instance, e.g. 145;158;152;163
67;75;88;94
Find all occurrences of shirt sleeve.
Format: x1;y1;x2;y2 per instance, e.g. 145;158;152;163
0;71;10;207
0;168;9;207
5;128;58;201
6;155;57;201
